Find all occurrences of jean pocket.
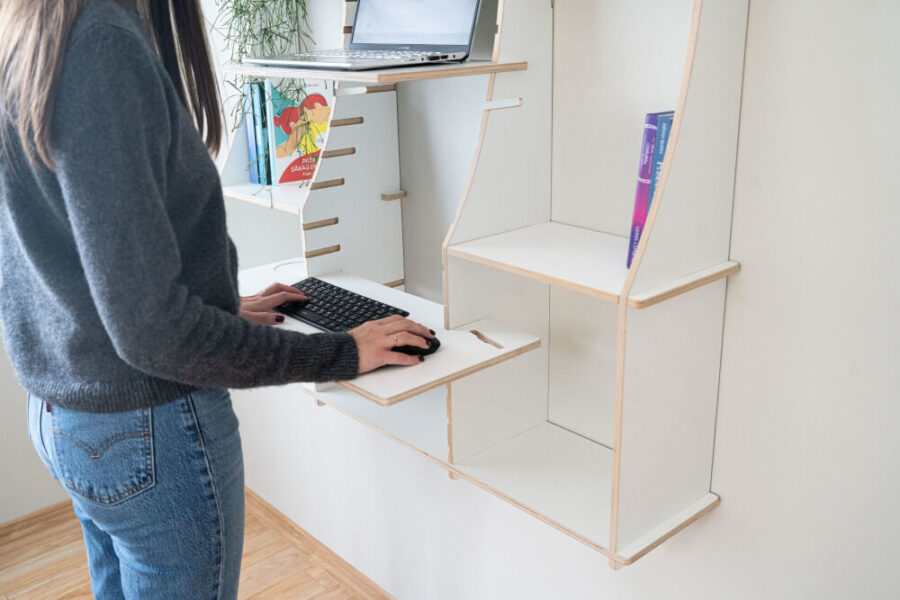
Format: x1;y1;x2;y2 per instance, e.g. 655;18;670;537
51;405;155;506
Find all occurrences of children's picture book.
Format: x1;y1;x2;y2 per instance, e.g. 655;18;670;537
627;110;674;268
648;111;674;209
264;80;332;186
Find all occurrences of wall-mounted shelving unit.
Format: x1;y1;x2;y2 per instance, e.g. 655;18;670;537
224;0;748;569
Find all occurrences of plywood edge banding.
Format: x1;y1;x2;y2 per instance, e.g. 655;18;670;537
338;338;541;406
321;147;356;159
381;190;407;201
376;61;527;84
331;117;364;128
335;84;396;97
446;247;621;304
305;245;341;259
302;217;339;231
382;278;405;288
310;178;345;191
627;262;740;309
616;494;720;565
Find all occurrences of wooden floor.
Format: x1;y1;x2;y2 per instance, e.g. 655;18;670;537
0;489;391;600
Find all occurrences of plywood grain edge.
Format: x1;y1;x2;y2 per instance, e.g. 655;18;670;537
338;338;541;406
628;262;740;309
446;247;621;304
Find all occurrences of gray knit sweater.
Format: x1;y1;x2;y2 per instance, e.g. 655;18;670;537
0;0;359;413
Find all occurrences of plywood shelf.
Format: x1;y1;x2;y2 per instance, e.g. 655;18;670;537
224;60;528;85
448;221;739;307
222;183;306;214
455;422;613;547
238;259;541;407
307;383;449;461
448;222;630;302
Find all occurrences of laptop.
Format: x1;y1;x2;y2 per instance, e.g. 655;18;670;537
244;0;484;71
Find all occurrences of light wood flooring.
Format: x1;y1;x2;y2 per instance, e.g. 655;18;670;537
0;489;391;599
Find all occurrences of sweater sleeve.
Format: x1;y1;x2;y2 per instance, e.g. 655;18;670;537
50;25;359;387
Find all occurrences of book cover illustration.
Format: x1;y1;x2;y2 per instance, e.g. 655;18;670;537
648;111;674;209
626;112;660;268
265;81;332;186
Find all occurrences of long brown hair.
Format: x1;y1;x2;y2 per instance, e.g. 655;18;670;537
0;0;222;168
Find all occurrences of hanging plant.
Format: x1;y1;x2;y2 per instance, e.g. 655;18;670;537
214;0;313;136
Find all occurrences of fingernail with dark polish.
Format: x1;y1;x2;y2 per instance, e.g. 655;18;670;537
429;329;435;335
418;355;425;362
275;315;285;323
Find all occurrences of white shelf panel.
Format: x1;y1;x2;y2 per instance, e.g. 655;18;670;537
448;221;630;302
455;422;613;545
223;183;308;214
309;383;448;460
224;60;528;85
239;259;541;406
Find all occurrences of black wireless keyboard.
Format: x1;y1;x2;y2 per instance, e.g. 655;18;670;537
275;277;409;333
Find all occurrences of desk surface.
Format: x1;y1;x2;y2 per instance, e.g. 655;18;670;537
239;259;540;406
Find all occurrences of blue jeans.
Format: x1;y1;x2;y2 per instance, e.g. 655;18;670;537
27;388;244;599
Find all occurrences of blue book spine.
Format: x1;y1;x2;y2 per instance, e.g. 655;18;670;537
251;83;270;185
649;111;674;208
264;80;278;186
243;84;259;184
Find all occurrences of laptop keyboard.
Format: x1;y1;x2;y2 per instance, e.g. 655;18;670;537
299;49;433;60
275;277;409;333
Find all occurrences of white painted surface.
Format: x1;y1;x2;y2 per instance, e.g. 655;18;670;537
312;383;449;461
547;287;619;447
456;422;613;546
617;281;726;550
0;341;68;523
448;221;630;301
552;0;693;236
632;0;748;295
445;258;549;462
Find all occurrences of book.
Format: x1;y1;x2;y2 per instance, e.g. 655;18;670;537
264;81;332;186
243;84;260;184
250;83;270;185
626;112;660;268
648;111;674;209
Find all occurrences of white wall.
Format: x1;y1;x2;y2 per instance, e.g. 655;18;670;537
231;1;900;598
0;340;67;523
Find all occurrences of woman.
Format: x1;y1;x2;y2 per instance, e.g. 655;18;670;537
0;0;433;597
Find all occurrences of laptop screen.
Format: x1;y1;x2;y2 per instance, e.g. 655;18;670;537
351;0;480;50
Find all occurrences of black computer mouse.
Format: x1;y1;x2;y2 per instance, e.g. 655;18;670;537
393;336;441;356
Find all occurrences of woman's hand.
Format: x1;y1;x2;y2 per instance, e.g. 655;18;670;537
350;315;435;374
239;283;308;325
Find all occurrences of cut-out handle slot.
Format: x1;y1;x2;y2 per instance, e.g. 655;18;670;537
469;330;503;349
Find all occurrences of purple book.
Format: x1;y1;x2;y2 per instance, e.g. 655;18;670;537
626;112;661;268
